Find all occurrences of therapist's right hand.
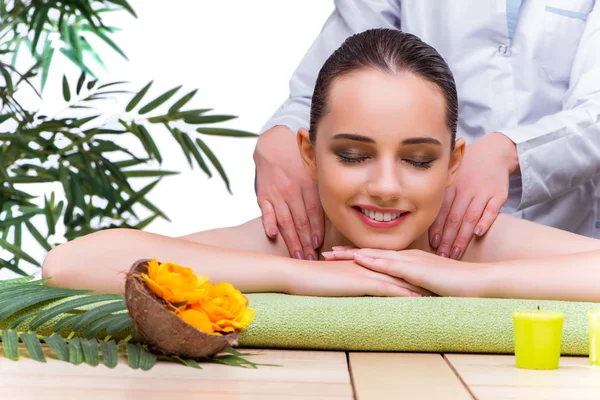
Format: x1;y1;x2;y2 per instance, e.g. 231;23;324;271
253;125;324;261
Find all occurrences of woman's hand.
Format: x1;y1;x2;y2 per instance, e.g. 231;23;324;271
287;259;434;297
322;248;486;297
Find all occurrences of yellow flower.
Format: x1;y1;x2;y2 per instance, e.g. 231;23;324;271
179;308;216;335
192;282;256;333
141;259;210;304
141;259;255;335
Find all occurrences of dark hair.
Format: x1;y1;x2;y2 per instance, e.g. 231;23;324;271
309;28;458;149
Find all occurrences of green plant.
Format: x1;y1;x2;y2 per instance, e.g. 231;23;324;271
0;1;257;275
0;276;270;370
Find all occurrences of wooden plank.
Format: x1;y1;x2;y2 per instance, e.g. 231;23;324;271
0;346;353;400
349;353;473;400
446;354;600;400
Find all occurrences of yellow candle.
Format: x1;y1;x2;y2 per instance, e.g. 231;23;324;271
513;309;564;370
589;309;600;365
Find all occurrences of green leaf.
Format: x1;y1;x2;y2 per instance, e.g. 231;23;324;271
43;195;56;236
81;338;100;366
122;170;179;178
20;332;46;363
171;356;202;369
196;127;258;137
113;158;149;169
31;5;49;55
1;330;19;360
133;213;159;230
87;80;98;90
67;25;83;64
0;211;41;229
52;314;81;333
126;81;153;112
0;236;41;266
62;75;71;102
40;39;55;90
106;0;137;17
182;133;211;177
126;342;140;369
100;339;118;368
168;89;197;114
105;313;134;336
70;301;127;330
93;28;128;61
196;138;231;193
25;222;52;252
29;294;123;331
139;345;157;371
60;48;94;77
68;337;84;365
138;85;182;115
76;71;86;95
184;115;237;125
43;335;69;361
8;176;53;183
83;315;112;338
118;179;160;214
0;259;27;276
0;113;13;124
98;81;129;90
14;222;22;265
8;308;42;330
166;126;192;167
0;287;90;321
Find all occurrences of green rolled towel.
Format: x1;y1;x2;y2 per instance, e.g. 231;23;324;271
239;294;600;355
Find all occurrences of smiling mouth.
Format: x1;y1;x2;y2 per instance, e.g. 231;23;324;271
355;207;407;222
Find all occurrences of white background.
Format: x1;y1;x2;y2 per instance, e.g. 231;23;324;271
2;1;334;278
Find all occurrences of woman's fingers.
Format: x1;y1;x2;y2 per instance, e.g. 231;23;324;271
258;199;278;239
366;279;422;297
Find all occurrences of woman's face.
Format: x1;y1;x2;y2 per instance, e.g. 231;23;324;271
299;68;464;250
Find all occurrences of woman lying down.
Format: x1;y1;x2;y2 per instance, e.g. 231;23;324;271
43;29;600;302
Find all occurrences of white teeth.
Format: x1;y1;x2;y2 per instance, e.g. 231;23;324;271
359;208;404;222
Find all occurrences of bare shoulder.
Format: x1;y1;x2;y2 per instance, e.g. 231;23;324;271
462;213;600;263
176;218;290;257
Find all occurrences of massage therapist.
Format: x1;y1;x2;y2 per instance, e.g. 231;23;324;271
254;0;600;260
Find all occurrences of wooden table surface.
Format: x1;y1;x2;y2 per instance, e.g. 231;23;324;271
1;346;600;399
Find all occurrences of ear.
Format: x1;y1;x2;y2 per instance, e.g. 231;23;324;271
445;138;465;188
297;128;318;181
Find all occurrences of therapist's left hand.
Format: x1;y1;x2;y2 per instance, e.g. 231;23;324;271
322;248;483;297
429;132;519;260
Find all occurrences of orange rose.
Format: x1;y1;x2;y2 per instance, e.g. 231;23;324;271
141;259;210;304
179;308;215;335
191;282;256;333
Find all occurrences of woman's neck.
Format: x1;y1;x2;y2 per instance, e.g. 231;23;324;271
319;217;435;259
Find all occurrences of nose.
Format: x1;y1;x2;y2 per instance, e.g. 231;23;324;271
365;156;402;202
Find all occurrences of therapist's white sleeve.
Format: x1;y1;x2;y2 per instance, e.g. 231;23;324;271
501;3;600;210
260;0;401;135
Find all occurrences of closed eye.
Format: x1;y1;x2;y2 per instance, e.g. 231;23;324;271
404;159;433;169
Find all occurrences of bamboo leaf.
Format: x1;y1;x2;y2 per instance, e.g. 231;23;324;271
195;138;231;193
168;89;197;114
81;338;100;366
93;28;128;61
171;356;202;369
138;345;157;371
1;330;19;360
44;195;56;236
76;71;86;95
68;337;84;365
100;339;118;368
40;41;55;90
29;294;123;331
133;213;159;230
183;115;237;125
31;5;49;55
67;25;83;64
113;158;149;169
62;75;71;102
87;80;98;90
0;259;28;276
98;81;129;90
0;237;40;266
138;85;181;115
196;127;258;137
126;342;140;369
126;81;152;112
106;313;134;336
14;222;22;265
0;113;13;124
25;222;52;252
122;170;178;178
182;133;211;176
20;332;46;362
118;179;160;214
0;211;41;229
167;126;192;167
106;0;137;17
43;335;69;361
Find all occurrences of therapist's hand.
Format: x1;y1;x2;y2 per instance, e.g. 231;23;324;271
429;132;519;259
253;125;324;261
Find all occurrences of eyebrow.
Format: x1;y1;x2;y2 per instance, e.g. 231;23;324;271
331;133;441;146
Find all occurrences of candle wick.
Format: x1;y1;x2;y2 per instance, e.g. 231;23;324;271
537;305;540;311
